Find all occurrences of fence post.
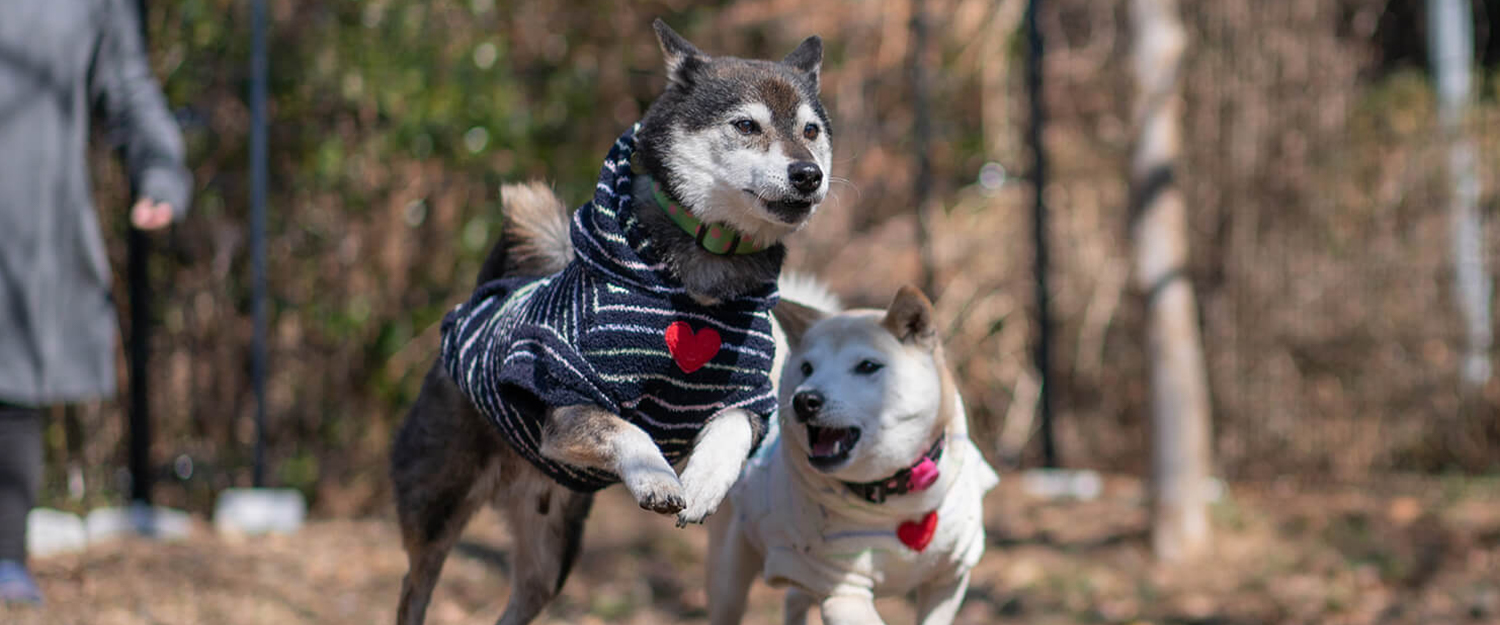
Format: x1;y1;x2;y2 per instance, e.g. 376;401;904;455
126;0;154;506
1025;0;1058;468
249;0;270;488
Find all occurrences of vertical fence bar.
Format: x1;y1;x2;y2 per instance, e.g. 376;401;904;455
1026;0;1057;468
127;0;153;505
249;0;269;488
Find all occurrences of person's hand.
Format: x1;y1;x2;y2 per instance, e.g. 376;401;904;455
130;198;174;230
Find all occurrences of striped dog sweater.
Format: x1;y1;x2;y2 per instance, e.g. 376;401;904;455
439;125;781;492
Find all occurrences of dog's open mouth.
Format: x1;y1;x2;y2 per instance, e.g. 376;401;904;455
757;195;815;223
805;424;861;469
768;198;812;213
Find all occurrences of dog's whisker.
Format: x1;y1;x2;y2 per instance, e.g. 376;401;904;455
829;177;863;202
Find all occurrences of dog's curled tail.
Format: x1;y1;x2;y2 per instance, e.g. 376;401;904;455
478;182;575;284
778;271;842;313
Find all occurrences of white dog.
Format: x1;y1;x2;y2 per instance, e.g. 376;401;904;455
707;285;1000;625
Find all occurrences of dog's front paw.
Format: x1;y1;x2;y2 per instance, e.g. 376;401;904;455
674;506;715;528
674;502;715;528
674;470;733;528
624;468;686;515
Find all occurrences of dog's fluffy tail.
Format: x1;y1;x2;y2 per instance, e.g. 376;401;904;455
777;271;842;313
477;182;575;284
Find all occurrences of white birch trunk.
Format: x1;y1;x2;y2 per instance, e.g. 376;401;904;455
1428;0;1489;392
1129;0;1213;562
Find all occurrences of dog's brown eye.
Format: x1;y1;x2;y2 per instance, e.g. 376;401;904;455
733;119;761;135
803;123;820;140
854;360;883;375
800;361;813;377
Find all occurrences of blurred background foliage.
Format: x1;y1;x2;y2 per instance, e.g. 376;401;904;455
47;0;1500;516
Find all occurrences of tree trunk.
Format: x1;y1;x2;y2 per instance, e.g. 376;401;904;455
1129;0;1212;563
1428;0;1489;394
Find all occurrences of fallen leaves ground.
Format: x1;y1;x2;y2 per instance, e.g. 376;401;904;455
6;474;1499;625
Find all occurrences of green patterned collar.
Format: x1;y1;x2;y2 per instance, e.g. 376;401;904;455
648;179;766;256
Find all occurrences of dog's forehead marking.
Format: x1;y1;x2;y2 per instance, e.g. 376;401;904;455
711;60;806;115
755;77;803;119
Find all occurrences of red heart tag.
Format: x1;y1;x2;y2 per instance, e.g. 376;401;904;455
896;510;938;552
664;321;721;374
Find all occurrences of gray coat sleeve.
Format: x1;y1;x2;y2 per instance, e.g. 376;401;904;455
88;0;192;218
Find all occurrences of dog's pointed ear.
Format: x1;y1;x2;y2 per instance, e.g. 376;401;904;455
882;285;938;349
782;35;822;90
654;18;707;87
774;298;826;348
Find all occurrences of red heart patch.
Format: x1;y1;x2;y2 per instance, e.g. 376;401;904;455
665;321;721;374
896;511;939;552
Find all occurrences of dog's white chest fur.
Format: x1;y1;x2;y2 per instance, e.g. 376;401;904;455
729;428;999;598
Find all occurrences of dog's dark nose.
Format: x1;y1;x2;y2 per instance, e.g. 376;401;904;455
788;161;823;194
793;390;824;422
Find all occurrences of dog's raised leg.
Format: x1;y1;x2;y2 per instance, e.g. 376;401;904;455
913;571;971;625
676;409;756;526
706;509;760;625
495;472;594;625
820;595;887;625
540;405;685;514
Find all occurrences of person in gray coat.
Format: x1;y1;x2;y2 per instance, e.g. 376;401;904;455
0;0;192;604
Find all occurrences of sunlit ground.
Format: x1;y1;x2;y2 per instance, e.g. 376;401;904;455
6;475;1498;625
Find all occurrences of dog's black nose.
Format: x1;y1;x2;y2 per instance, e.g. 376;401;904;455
788;161;823;194
793;390;824;421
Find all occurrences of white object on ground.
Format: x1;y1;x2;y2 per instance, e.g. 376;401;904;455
1020;469;1103;501
213;488;307;535
1019;470;1226;503
1204;477;1226;503
85;504;194;543
26;508;87;557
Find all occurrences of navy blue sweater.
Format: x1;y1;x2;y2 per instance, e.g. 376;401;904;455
440;126;781;492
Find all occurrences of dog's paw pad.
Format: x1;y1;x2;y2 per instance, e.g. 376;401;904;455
627;473;686;515
639;491;685;515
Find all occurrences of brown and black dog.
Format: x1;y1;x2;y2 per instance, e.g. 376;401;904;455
390;20;832;625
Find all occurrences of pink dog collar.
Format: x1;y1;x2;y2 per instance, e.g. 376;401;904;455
842;434;946;504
